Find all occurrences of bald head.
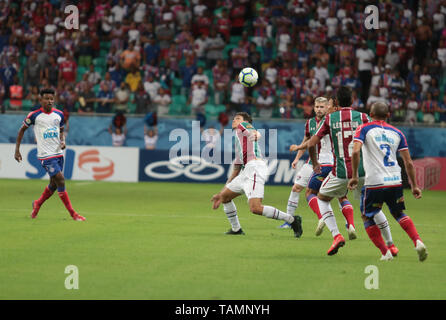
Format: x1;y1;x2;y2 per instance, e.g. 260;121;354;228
370;102;390;120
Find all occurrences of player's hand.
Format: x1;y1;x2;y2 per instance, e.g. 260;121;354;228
60;141;66;150
211;193;222;210
249;130;261;141
348;177;358;190
290;144;305;152
312;162;321;174
411;186;422;199
14;150;22;162
291;159;299;169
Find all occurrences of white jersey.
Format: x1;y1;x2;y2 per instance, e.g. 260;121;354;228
305;117;334;165
354;120;408;187
23;107;65;160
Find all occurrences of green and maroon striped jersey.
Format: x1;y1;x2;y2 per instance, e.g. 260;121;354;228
234;122;262;166
315;108;371;179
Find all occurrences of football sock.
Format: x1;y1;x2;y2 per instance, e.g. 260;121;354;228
373;210;393;245
317;198;340;237
58;191;76;216
398;215;421;246
36;185;55;207
306;194;322;219
339;200;355;227
287;191;300;215
223;201;241;232
364;220;388;255
262;205;294;224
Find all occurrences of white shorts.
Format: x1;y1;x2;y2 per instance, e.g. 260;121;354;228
294;163;313;187
319;172;364;199
226;160;268;199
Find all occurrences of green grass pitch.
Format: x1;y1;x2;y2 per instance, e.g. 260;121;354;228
0;178;445;300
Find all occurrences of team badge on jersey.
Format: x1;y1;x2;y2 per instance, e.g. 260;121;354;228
25;118;31;125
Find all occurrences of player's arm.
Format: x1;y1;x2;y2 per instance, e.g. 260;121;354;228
347;141;362;190
289;135;309;169
60;126;66;150
399;149;422;199
225;164;242;185
307;136;322;173
14;124;28;162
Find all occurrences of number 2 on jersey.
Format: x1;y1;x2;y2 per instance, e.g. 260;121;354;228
380;144;395;167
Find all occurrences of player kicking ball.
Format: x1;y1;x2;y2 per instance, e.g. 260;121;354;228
211;112;302;237
14;88;85;221
287;97;356;239
348;102;427;262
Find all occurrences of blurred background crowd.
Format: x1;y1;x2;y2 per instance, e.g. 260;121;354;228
1;0;446;126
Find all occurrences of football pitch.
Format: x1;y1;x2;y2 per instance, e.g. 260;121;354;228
1;179;445;300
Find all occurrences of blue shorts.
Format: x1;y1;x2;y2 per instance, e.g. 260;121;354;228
308;165;333;191
41;156;64;177
360;185;406;218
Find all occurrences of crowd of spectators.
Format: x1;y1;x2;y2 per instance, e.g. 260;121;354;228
0;0;446;125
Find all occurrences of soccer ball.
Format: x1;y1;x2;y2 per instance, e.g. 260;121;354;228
239;67;258;87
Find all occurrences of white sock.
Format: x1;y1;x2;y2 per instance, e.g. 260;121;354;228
287;190;300;215
223;201;241;231
262;205;294;224
373;210;393;245
317;198;340;237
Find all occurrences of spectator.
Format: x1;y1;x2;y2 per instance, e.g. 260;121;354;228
212;60;231;105
312;59;330;92
229;75;246;114
77;84;96;114
191;67;209;88
9;76;23;110
179;56;197;97
85;64;102;86
134;82;152;114
356;39;374;103
405;92;420;125
216;8;231;41
389;93;405;122
153;87;171;116
125;66;142;92
115;81;130;112
188;80;208;115
205;29;225;69
96;83;115;113
438;94;446;124
155;22;175;60
256;89;274;118
58;52;77;84
230;1;247;36
421;92;438;124
144;37;160;65
24;52;43;89
110;127;126;147
366;87;387;111
120;41;141;71
143;73;162;101
109;62;126;87
298;95;314;119
144;127;158;150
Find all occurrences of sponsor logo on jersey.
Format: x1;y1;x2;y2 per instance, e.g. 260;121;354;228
43;126;59;139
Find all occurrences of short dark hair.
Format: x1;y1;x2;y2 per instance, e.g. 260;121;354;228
235;112;252;123
39;88;55;96
370;102;389;120
336;86;352;108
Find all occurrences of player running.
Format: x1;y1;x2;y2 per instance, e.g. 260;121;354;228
14;88;85;221
294;86;370;255
348;102;428;261
287;97;356;239
211;112;303;237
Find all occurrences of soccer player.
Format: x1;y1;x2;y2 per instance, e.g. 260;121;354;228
287;97;356;239
348;102;428;261
14;88;86;221
211;112;303;237
295;86;370;255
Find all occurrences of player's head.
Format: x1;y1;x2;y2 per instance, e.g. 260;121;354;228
336;86;352;108
370;102;390;121
232;112;252;129
313;96;329;119
39;88;55;110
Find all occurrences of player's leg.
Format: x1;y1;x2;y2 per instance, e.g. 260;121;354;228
386;187;428;261
360;187;392;260
219;187;244;235
31;175;58;218
248;197;302;238
52;157;85;221
317;173;346;255
337;196;356;240
283;163;312;228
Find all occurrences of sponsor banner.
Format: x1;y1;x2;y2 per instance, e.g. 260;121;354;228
413;157;446;191
138;149;305;185
0;144;139;182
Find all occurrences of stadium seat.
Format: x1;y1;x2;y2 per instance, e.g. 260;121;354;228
169;104;183;115
21;99;33;111
172;94;187;105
